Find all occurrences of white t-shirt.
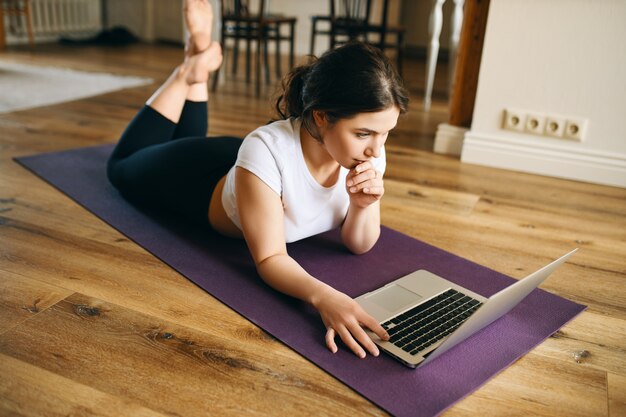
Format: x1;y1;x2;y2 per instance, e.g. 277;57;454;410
221;118;386;243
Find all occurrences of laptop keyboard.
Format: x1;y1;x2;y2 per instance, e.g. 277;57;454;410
382;289;483;356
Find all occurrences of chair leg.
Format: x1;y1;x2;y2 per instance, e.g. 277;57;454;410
275;30;282;80
289;22;295;70
397;32;405;77
264;35;270;85
232;36;239;75
246;30;252;82
211;25;226;92
24;0;34;47
309;18;316;55
0;5;6;50
256;33;262;96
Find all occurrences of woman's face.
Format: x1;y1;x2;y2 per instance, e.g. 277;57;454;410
316;106;400;169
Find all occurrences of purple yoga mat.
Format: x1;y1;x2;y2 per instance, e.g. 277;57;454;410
15;144;585;417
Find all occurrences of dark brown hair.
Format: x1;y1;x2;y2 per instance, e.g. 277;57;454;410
275;42;409;140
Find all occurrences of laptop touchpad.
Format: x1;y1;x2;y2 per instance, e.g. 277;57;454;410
366;285;422;314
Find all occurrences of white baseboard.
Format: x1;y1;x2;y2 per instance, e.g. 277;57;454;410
461;132;626;188
433;123;468;156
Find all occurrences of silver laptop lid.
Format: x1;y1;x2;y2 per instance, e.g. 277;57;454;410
420;248;578;366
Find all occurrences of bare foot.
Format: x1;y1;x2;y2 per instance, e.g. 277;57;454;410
182;42;223;84
184;0;213;56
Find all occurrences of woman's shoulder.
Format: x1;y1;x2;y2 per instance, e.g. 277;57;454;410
241;118;300;157
237;119;300;170
248;118;298;142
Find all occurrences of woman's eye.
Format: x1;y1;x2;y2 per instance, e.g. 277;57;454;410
355;132;370;138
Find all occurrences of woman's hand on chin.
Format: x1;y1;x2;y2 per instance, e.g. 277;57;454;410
345;161;384;208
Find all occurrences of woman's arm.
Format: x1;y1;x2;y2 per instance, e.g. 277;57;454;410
235;167;389;358
341;161;384;254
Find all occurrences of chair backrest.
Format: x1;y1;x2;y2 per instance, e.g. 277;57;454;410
330;0;394;49
221;0;266;19
330;0;372;23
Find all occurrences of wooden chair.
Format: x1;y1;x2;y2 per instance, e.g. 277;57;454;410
328;0;371;48
309;14;332;55
0;0;35;48
309;1;369;55
327;0;405;74
211;0;297;96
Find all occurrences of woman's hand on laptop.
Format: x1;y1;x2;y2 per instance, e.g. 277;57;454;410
313;287;390;358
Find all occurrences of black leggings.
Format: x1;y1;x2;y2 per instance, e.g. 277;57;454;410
107;101;242;225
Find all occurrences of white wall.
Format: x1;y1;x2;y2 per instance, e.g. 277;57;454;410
106;0;219;43
462;0;626;188
106;0;152;39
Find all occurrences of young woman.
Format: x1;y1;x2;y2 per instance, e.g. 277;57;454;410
107;0;409;359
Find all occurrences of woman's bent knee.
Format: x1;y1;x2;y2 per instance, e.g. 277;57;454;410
106;157;124;190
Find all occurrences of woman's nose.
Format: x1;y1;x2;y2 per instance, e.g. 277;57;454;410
366;138;382;158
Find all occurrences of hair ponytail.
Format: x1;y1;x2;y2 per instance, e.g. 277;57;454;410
274;59;315;120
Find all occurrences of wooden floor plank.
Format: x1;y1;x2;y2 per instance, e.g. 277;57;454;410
539;310;626;375
383;178;481;216
608;372;626;417
0;293;385;416
447;352;608;417
0;270;73;335
0;353;168;417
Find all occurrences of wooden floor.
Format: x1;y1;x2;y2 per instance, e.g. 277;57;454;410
1;43;625;417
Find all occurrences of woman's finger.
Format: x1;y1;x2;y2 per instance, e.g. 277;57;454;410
325;327;338;353
336;325;367;358
362;186;384;196
352;179;384;193
354;161;374;174
347;321;380;357
360;313;390;342
348;169;377;187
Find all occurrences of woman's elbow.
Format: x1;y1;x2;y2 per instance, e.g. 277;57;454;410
344;234;380;255
348;245;373;255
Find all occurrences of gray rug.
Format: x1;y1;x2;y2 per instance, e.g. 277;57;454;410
0;61;152;114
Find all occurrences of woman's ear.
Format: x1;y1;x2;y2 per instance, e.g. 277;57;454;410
312;110;327;129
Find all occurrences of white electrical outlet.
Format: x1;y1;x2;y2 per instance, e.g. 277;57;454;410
524;113;546;135
501;108;589;142
563;118;588;141
503;109;525;132
545;116;566;138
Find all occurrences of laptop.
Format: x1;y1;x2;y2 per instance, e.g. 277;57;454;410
355;249;578;368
